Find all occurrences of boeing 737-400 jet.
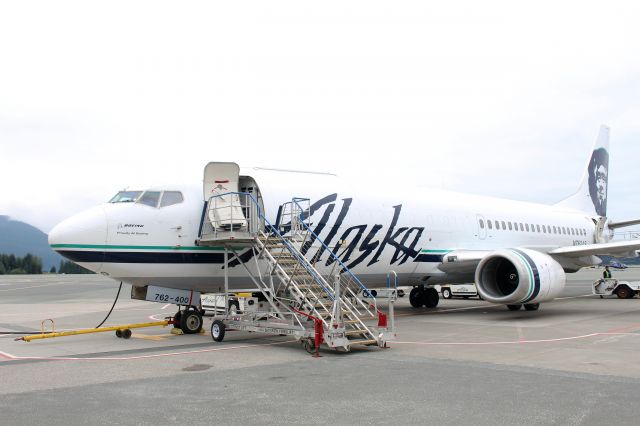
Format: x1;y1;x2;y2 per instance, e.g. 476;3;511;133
48;126;640;334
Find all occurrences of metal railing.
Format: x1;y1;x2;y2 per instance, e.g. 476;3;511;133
200;191;261;241
287;197;378;318
202;191;378;326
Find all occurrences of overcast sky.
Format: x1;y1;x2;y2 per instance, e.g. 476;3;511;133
1;1;639;233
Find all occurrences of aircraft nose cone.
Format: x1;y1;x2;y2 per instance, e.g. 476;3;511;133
49;206;108;250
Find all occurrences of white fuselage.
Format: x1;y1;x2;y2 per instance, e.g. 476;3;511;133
48;169;599;293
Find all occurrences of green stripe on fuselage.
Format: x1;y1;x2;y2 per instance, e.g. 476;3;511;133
50;244;235;251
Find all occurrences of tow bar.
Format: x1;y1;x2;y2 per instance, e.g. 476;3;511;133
16;319;171;342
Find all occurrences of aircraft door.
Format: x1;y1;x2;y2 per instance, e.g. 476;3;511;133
476;214;487;240
203;162;240;198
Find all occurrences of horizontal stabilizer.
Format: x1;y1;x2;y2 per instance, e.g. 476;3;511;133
548;240;640;258
608;218;640;229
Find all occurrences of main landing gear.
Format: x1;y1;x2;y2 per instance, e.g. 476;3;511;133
173;307;203;334
409;285;439;308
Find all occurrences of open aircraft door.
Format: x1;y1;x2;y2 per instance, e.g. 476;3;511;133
203;162;248;231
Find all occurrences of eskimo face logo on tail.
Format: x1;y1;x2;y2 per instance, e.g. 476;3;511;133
588;148;609;217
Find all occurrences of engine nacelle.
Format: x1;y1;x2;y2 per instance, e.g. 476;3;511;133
475;248;566;305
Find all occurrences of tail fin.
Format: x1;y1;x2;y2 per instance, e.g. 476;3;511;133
555;125;610;217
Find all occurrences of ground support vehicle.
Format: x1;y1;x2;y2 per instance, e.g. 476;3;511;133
592;278;640;299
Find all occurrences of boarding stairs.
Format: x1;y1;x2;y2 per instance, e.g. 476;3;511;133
198;193;393;352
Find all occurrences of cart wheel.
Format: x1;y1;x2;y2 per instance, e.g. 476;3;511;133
115;329;123;338
442;288;452;299
524;303;540;311
303;339;316;354
211;320;226;342
122;329;132;339
507;304;522;311
600;295;604;299
616;286;632;299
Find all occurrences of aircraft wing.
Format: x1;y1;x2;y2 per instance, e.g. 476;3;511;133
437;250;492;274
548;240;640;258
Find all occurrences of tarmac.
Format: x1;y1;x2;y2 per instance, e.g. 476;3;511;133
1;269;640;425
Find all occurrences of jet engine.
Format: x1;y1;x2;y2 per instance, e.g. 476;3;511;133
475;248;565;305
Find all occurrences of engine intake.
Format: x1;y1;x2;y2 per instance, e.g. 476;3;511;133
475;248;565;304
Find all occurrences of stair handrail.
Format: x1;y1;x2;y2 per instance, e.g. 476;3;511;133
205;192;337;301
290;197;378;313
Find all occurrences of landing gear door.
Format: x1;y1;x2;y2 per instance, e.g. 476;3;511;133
203;162;241;199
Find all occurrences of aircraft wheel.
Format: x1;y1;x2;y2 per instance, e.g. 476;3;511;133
507;304;522;311
442;288;452;299
211;320;226;342
424;288;439;308
122;329;132;339
409;287;425;308
523;303;540;311
370;290;378;298
228;302;240;316
115;329;123;338
180;309;203;334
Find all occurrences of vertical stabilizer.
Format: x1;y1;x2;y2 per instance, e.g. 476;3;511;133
555;126;610;217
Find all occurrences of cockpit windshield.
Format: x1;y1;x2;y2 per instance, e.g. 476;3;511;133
109;190;184;208
109;191;143;203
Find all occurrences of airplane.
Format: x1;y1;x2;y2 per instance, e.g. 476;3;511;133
49;125;640;334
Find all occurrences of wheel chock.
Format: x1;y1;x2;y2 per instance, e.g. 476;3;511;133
170;328;184;335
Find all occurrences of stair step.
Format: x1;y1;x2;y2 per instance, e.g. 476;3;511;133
345;329;369;336
349;339;378;346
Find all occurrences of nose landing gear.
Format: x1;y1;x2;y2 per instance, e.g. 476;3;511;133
173;308;203;334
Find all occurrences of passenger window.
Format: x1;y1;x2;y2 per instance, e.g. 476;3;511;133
501;221;506;230
553;226;557;234
479;219;485;229
488;221;493;230
508;222;513;230
525;224;530;232
536;225;541;233
160;191;184;208
138;191;161;208
542;225;546;233
519;223;524;231
494;220;500;230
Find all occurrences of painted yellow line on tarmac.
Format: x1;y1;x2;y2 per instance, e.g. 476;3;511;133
131;333;170;341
